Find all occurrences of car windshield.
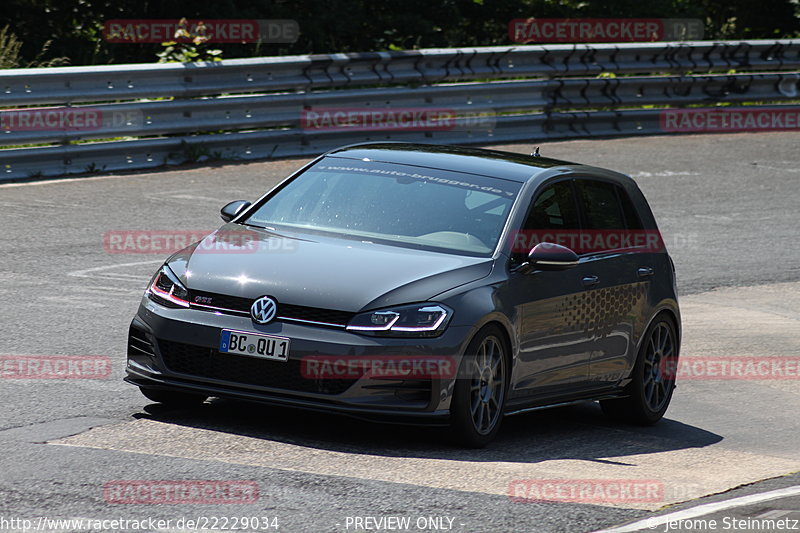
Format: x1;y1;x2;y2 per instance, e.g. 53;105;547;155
243;157;522;255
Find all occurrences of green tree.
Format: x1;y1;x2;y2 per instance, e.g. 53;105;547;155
1;0;797;67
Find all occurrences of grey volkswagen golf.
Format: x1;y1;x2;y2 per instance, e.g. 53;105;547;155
126;143;680;447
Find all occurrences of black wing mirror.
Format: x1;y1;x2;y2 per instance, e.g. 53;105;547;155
520;242;579;273
220;200;251;222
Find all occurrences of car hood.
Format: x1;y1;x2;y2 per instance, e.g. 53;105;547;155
166;224;494;312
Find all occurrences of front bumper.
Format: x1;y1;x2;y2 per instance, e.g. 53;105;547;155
125;297;475;425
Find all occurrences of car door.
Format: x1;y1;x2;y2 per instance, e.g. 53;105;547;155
573;178;652;387
502;179;596;403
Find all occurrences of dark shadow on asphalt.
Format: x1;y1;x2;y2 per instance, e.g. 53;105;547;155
133;398;723;462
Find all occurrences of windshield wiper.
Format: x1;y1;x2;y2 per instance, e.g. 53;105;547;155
240;221;274;230
238;221;315;243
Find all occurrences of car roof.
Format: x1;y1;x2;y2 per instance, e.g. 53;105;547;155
325;142;578;183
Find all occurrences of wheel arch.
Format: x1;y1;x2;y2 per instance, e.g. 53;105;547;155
637;305;681;359
465;313;516;363
459;315;518;398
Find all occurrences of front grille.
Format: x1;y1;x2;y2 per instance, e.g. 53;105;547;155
158;340;357;395
191;291;250;312
278;303;354;326
188;290;355;327
128;325;156;357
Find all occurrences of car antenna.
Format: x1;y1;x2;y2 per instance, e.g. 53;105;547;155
531;146;540;157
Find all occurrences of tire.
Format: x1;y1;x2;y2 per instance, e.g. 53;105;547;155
140;387;207;406
600;313;678;424
449;325;509;448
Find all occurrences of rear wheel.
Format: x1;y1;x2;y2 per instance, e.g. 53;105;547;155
140;387;207;406
601;314;677;424
450;325;508;448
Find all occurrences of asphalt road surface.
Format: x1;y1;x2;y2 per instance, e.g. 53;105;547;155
0;132;798;533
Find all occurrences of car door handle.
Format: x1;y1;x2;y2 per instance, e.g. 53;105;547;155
637;267;655;278
582;275;600;287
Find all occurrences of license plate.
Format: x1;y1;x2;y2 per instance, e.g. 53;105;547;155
219;329;290;362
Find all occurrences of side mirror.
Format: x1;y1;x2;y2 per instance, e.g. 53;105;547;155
220;200;251;222
520;242;579;273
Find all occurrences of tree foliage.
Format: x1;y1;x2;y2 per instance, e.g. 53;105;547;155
1;0;797;67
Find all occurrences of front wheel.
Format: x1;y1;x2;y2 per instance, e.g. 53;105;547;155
449;325;509;448
600;314;678;424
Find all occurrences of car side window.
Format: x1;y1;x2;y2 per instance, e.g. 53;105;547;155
574;179;647;254
524;180;580;231
617;187;644;230
576;180;626;230
510;180;580;265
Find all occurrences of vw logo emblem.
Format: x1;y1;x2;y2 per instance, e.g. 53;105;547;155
250;296;277;324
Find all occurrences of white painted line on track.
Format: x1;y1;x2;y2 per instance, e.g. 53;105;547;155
0;172;153;188
68;259;163;279
594;485;800;532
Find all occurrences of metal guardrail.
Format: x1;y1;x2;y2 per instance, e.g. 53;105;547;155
0;39;798;180
3;73;799;146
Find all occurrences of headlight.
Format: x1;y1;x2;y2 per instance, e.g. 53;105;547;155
146;265;190;308
346;303;452;337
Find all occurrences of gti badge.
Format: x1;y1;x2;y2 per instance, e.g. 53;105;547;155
251;296;277;324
